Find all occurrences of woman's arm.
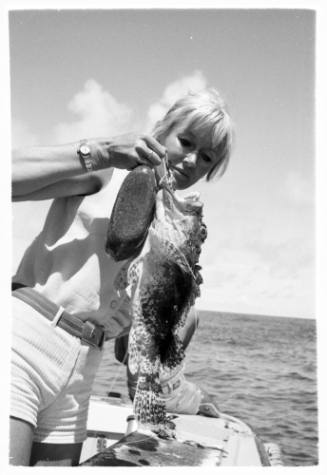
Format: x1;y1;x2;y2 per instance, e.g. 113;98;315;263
178;306;199;350
12;135;166;200
12;173;103;201
12;143;86;198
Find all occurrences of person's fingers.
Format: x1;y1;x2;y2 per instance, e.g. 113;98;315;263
140;135;166;157
96;133;167;170
135;139;162;166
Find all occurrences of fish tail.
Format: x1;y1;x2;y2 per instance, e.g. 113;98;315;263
134;371;166;426
134;386;176;438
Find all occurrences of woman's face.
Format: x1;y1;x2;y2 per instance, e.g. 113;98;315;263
162;121;220;190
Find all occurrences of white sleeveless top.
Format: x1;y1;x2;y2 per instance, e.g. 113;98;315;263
13;168;134;339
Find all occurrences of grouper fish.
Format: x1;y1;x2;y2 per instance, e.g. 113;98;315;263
106;161;207;438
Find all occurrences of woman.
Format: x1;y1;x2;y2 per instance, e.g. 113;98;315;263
11;88;233;465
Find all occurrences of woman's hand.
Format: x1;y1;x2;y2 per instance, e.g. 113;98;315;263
89;134;167;171
12;134;166;200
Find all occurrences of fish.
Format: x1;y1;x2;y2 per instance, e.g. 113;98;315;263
80;429;221;466
125;163;207;438
106;161;207;438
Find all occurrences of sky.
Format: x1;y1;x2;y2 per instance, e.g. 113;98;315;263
8;6;316;318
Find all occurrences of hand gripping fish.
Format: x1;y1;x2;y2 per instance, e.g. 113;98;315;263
106;161;207;438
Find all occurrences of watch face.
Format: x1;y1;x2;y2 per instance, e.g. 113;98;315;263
80;144;90;155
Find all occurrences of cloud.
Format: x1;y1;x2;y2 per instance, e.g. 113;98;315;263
53;79;135;143
51;72;208;142
144;70;208;132
197;242;314;318
11;118;39;148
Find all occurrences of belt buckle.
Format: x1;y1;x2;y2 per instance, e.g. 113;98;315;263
81;321;104;348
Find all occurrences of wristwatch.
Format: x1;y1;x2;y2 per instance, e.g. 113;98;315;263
77;141;93;172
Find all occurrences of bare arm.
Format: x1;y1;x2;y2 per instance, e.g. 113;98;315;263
12;143;88;197
178;306;199;350
12;135;166;200
13;173;103;201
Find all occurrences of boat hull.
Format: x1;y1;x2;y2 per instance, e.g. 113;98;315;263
80;395;276;466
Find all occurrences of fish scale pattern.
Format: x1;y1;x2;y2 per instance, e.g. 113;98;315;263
126;184;207;437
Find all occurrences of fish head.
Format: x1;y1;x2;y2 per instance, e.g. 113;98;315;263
156;186;207;263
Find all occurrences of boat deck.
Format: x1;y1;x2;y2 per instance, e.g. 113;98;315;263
80;395;272;466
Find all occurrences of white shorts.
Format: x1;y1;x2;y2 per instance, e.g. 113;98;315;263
11;296;103;444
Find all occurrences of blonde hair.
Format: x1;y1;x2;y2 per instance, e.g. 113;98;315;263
152;88;234;180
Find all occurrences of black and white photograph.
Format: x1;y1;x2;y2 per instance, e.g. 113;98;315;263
4;0;325;469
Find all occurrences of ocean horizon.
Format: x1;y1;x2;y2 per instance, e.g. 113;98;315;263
196;307;315;320
93;310;318;466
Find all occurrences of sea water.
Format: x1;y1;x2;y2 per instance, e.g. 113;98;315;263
92;311;318;466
